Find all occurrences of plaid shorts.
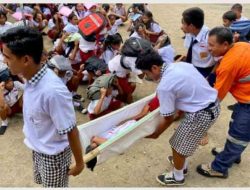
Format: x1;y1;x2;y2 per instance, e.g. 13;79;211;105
170;102;220;157
32;146;72;187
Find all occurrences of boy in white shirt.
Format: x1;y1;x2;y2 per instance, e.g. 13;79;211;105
0;11;13;35
1;27;84;187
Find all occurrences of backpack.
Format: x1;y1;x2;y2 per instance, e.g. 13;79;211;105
120;37;154;70
78;12;107;42
87;74;116;100
230;20;250;42
85;56;107;75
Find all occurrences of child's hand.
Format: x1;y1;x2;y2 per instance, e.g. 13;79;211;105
68;163;84;176
95;70;102;76
0;82;5;91
100;87;107;97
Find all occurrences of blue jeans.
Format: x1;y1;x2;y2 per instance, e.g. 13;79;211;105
212;103;250;175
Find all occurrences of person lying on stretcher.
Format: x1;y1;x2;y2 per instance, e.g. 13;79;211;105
85;95;182;170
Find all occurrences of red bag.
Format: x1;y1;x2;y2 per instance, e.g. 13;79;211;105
78;13;106;41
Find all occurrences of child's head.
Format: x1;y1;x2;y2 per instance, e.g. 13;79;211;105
116;3;123;9
102;4;110;13
134;23;145;36
33;11;43;22
136;51;164;81
222;11;237;27
132;4;144;13
0;11;7;25
231;3;243;19
181;7;204;33
104;34;122;51
142;11;153;25
68;13;78;25
108;14;116;25
75;3;85;12
4;78;14;91
0;69;13;90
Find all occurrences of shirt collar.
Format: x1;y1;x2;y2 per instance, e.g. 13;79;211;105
194;25;209;43
160;63;169;78
27;64;48;86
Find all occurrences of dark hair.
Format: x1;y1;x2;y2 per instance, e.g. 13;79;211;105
102;4;110;13
68;13;77;22
136;51;164;71
0;26;44;64
231;3;243;12
222;11;237;22
209;27;233;45
103;34;122;51
0;11;7;21
132;4;145;13
134;22;145;32
143;11;158;30
182;7;204;29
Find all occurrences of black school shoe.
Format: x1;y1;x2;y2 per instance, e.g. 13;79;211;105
167;156;188;175
211;147;241;164
0;125;8;135
227;104;235;111
196;163;228;178
85;145;97;171
156;171;185;186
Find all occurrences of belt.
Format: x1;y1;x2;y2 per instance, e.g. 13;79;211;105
202;100;219;120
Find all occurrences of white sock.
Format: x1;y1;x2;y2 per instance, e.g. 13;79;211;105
1;119;8;126
173;167;184;181
183;159;188;170
73;101;80;107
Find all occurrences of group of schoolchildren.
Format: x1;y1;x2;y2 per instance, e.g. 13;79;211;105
0;2;250;188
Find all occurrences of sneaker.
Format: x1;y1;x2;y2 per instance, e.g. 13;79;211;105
227;104;235;111
211;147;241;164
156;171;185;186
196;163;228;178
167;156;188;175
0;125;8;135
73;94;84;102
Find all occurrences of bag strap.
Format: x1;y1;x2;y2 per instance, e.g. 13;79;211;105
120;55;131;70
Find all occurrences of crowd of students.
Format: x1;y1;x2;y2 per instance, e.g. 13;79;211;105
0;2;249;188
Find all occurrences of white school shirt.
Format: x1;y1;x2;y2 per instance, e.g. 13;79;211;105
4;81;24;107
157;62;218;116
158;44;175;64
150;22;162;33
113;6;126;17
186;25;215;68
99;120;136;139
0;22;13;35
101;48;118;64
108;54;143;78
87;90;119;114
107;18;123;35
130;31;142;39
0;53;8;72
79;35;96;53
23;65;76;155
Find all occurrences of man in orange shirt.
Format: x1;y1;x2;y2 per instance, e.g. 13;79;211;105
197;27;250;178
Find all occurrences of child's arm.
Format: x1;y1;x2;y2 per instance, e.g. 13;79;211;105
69;40;79;61
67;127;84;176
93;88;107;115
0;82;6;110
110;12;127;22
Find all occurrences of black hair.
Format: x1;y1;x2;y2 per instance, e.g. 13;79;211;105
0;11;7;21
209;27;233;45
0;26;44;64
142;11;158;30
134;22;145;32
222;11;237;22
182;7;204;29
132;4;145;13
136;50;164;71
68;13;77;22
231;3;243;12
102;4;110;13
103;34;122;51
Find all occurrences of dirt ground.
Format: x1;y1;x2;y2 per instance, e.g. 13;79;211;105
1;4;250;187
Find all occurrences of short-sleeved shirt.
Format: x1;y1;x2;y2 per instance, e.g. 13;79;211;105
130;31;142;39
23;65;76;155
108;54;143;78
101;48;118;64
107;18;123;35
150;22;162;33
158;45;175;64
185;25;215;68
157;62;218;116
4;81;24;107
87;90;119;114
0;22;13;35
79;35;96;52
215;42;250;103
